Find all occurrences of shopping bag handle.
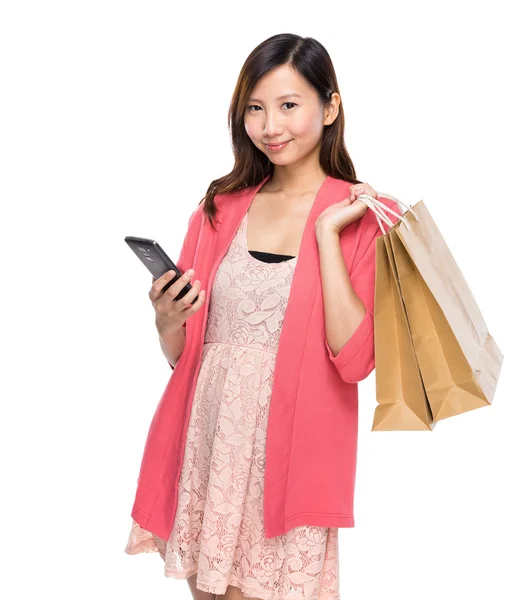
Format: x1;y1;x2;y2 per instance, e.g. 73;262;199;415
356;192;419;234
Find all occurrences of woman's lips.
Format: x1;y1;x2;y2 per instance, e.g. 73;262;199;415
265;140;292;151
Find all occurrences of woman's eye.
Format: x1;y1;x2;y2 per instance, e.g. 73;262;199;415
246;102;297;112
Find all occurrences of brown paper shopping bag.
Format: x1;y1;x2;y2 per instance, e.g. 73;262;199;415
372;231;434;431
359;193;504;427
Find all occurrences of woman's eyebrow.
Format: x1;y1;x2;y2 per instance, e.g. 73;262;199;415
248;93;302;102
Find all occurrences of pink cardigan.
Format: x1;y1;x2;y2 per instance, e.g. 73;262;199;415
130;173;401;540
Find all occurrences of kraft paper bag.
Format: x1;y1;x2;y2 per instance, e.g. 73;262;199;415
358;193;504;427
372;232;435;431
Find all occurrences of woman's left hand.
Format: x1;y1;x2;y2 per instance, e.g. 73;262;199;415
315;182;377;235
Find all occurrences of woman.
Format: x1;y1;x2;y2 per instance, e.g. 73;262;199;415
125;33;400;600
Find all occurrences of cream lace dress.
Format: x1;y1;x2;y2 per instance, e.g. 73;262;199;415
125;210;340;600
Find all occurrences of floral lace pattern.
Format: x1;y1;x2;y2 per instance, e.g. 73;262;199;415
125;212;340;599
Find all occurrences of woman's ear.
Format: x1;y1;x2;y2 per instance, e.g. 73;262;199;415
323;92;341;127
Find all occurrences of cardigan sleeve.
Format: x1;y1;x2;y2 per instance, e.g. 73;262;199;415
175;203;204;283
324;199;402;383
167;203;204;369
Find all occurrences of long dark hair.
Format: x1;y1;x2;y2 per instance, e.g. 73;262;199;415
199;33;362;230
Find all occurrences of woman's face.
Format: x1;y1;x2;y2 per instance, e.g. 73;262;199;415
244;64;338;167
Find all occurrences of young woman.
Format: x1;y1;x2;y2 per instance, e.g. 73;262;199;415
125;33;400;600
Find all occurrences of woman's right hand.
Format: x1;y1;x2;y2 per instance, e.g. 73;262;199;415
149;269;206;337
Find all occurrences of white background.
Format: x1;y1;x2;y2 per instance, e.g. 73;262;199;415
1;1;518;598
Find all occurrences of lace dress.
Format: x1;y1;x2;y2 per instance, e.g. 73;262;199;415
125;210;340;600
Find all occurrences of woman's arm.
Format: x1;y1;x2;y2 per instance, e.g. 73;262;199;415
158;325;186;369
316;199;401;384
159;203;204;370
316;227;367;357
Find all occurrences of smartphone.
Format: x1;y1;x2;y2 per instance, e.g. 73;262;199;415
124;235;199;303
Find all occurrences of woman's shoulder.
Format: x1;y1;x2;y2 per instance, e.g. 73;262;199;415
212;184;253;210
186;185;249;231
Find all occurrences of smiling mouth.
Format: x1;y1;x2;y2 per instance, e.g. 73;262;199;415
265;140;292;149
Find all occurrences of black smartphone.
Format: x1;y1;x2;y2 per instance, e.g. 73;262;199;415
124;235;199;303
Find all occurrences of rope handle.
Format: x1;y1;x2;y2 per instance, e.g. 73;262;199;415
356;191;420;235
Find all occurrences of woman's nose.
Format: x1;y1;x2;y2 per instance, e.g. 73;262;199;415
262;114;283;137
